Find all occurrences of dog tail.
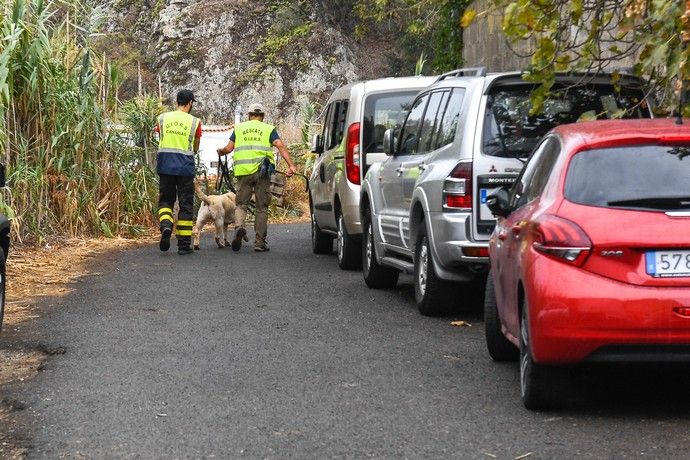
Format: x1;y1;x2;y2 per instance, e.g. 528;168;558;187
194;181;212;206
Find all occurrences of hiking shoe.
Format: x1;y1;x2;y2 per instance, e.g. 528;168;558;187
231;228;247;252
178;247;194;255
159;228;172;252
254;245;270;252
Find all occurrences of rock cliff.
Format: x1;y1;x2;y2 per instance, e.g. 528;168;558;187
101;0;397;127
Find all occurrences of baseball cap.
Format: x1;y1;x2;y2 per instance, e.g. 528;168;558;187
247;103;265;115
176;89;197;105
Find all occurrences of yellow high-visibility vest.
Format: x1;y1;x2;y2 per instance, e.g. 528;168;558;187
158;111;199;155
233;120;275;177
157;110;199;177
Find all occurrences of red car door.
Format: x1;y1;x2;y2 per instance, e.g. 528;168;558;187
494;137;563;339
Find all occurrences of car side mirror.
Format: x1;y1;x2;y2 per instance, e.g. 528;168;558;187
311;134;323;155
486;187;512;218
383;129;395;156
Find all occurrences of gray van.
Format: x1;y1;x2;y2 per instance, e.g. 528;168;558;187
360;69;652;315
309;76;436;269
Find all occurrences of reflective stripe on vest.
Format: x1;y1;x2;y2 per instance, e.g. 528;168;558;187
158;111;198;156
233;120;275;176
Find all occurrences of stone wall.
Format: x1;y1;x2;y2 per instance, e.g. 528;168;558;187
462;0;635;73
462;0;529;72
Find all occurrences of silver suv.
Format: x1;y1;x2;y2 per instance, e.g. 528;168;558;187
309;76;436;269
360;68;652;315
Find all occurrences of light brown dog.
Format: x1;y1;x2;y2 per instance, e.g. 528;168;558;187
193;182;246;250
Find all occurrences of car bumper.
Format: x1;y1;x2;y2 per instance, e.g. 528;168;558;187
428;211;488;281
527;255;690;365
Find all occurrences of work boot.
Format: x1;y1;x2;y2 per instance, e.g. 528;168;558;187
159;228;172;252
231;227;247;252
178;247;194;255
254;244;270;252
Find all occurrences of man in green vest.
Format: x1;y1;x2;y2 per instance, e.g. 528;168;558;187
217;103;297;252
156;89;202;255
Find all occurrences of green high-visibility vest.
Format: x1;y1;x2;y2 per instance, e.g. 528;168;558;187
158;110;199;156
233;120;275;177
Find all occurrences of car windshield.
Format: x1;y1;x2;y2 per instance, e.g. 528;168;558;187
363;91;417;153
483;84;650;158
564;144;690;211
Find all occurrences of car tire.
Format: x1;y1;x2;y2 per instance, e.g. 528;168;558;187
362;210;399;289
336;213;362;270
0;248;6;332
311;203;333;255
414;224;452;316
520;300;560;410
484;272;519;361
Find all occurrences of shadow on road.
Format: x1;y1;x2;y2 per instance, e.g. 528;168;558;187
560;364;690;416
393;276;486;321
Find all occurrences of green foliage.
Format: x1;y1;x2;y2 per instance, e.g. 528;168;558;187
0;0;159;244
355;0;471;74
255;22;315;66
467;0;690;114
415;52;427;76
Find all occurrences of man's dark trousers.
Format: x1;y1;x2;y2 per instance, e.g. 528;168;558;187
158;174;194;250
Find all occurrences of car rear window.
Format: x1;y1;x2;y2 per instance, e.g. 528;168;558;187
482;84;650;159
564;145;690;211
362;91;417;153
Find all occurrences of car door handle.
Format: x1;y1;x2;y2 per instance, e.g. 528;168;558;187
418;163;427;171
396;167;404;176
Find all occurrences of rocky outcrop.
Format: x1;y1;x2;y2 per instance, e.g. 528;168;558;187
102;1;373;127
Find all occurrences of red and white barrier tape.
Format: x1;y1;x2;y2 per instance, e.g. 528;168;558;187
202;126;233;132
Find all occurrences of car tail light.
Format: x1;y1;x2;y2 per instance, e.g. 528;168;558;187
443;161;472;210
532;215;592;266
673;307;690;318
345;122;360;185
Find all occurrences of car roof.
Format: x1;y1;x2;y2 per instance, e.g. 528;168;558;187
422;71;644;93
553;119;690;153
332;76;437;97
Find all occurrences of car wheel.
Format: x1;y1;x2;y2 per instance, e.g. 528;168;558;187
484;272;519;361
362;210;399;289
520;300;560;410
311;203;333;255
0;248;6;332
336;213;362;270
414;224;453;316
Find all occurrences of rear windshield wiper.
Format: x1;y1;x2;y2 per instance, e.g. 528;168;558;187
607;197;690;210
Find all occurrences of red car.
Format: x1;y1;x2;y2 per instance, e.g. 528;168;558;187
484;119;690;409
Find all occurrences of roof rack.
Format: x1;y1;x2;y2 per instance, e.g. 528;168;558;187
434;67;487;83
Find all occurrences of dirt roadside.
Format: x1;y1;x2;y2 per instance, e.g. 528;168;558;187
0;236;155;459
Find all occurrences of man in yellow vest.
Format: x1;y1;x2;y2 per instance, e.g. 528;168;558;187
217;103;297;252
156;89;202;255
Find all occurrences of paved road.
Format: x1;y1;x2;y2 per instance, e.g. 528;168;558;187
2;223;690;458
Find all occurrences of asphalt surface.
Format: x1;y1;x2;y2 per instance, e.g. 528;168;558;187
2;223;690;458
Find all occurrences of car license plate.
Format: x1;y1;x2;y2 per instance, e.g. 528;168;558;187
646;250;690;277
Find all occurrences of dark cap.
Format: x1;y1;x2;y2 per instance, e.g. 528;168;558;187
176;89;197;106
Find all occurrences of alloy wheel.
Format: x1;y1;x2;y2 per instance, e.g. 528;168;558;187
364;222;373;274
337;216;344;262
520;310;530;398
418;237;429;297
311;212;316;246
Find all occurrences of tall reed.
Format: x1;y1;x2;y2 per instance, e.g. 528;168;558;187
0;0;159;244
